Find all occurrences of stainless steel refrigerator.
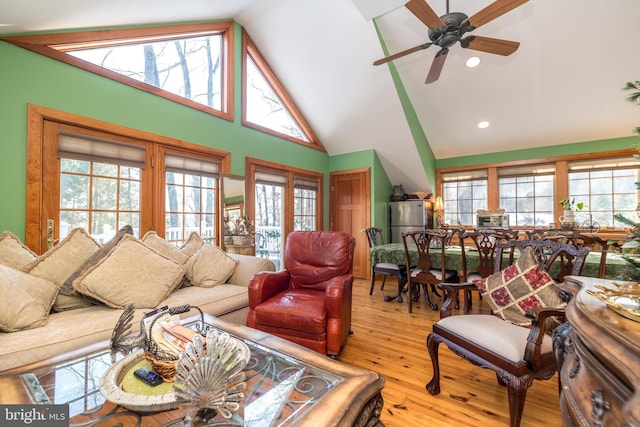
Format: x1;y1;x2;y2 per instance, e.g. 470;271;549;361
388;200;433;243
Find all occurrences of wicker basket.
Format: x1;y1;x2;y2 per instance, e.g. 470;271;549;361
142;305;207;381
232;235;254;245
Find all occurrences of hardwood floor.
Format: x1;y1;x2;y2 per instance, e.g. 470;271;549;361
338;278;563;427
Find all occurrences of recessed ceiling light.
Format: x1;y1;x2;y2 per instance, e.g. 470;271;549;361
466;56;480;68
478;121;490;129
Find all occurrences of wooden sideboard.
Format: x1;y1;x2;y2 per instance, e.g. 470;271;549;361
557;276;640;426
225;244;255;256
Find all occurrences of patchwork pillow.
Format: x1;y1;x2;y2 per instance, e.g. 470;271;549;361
142;231;189;264
73;234;185;309
0;231;37;269
185;244;238;288
0;264;59;332
473;247;565;327
54;225;134;311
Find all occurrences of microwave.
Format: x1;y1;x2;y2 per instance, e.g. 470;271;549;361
477;214;509;229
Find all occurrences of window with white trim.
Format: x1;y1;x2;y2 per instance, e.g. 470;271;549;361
568;157;640;228
441;170;488;226
498;164;555;227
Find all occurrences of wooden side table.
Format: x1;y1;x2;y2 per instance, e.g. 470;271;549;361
225;244;255;256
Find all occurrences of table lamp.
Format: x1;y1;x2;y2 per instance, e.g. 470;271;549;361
434;196;444;228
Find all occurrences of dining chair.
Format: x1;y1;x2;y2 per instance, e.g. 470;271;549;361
542;233;621;279
426;239;590;427
401;229;458;313
457;229;520;310
365;227;407;296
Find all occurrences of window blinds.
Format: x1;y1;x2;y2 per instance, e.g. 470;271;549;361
165;153;220;179
58;133;146;169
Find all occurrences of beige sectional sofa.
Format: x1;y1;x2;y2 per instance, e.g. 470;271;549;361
0;228;275;371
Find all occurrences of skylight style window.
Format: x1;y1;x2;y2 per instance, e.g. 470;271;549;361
242;30;324;151
68;35;224;111
1;22;234;120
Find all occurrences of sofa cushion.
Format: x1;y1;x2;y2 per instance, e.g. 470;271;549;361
142;230;189;264
180;232;204;258
0;264;59;332
55;225;134;312
0;231;37;269
473;247;564;327
185;244;238;287
73;234;185;309
24;228;100;283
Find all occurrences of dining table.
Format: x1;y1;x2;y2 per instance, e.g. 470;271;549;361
369;243;636;303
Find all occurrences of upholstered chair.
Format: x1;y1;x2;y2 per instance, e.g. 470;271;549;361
425;239;589;427
246;230;355;357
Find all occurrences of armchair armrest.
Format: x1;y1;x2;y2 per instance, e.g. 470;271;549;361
523;306;566;369
248;270;291;309
438;282;479;317
325;274;354;319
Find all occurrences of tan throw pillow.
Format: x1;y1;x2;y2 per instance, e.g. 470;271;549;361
142;231;189;264
180;232;204;258
0;231;37;269
473;247;565;327
0;264;59;332
73;234;185;309
185;244;238;288
60;224;134;297
24;228;100;286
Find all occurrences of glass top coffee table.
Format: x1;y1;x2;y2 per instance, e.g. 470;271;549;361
0;314;385;426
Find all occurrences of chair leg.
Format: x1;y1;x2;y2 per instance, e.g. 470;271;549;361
505;374;532;427
380;275;387;291
369;271;376;295
425;333;442;395
424;284;438;311
408;280;413;313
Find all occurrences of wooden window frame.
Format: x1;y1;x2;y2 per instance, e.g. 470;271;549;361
241;29;324;151
245;157;324;243
2;22;235;121
26;104;231;253
435;149;637;234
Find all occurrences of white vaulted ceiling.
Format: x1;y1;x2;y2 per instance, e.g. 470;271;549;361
1;0;639;193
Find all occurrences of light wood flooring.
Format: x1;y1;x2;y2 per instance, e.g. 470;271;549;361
337;278;563;427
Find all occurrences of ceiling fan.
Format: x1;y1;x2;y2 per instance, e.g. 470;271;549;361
374;0;528;83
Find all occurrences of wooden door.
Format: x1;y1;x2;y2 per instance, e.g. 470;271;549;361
330;168;370;279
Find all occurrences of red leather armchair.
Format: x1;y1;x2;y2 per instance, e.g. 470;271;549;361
247;231;355;357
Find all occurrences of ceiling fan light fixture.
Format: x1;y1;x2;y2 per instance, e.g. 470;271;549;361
466;56;480;68
477;121;490;129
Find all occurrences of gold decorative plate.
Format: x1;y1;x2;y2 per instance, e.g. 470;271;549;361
586;282;640;322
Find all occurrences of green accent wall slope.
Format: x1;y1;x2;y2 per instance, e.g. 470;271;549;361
373;20;437;189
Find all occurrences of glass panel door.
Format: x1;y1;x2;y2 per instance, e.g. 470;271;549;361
254;182;285;270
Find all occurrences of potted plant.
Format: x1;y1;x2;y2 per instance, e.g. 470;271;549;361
559;198;585;229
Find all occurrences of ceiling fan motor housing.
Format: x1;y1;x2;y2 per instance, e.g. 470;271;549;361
428;12;469;48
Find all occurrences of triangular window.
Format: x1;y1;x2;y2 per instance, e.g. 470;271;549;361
1;22;234;120
242;30;324;151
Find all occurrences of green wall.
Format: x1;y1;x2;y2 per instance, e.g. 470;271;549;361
0;24;333;239
436;136;639;169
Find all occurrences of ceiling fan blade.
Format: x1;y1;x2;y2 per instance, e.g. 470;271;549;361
373;42;433;66
461;35;520;56
465;0;528;30
425;49;448;84
405;0;445;29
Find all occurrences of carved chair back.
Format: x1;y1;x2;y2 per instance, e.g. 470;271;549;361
496;239;590;282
